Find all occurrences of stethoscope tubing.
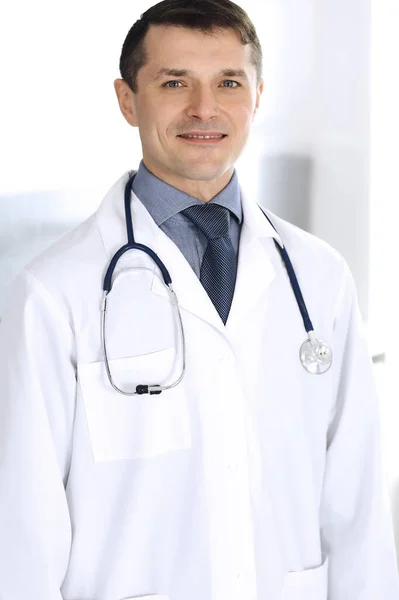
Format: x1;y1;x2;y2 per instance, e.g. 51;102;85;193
101;173;332;394
258;206;314;334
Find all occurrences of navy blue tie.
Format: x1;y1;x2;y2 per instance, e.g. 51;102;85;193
182;204;237;324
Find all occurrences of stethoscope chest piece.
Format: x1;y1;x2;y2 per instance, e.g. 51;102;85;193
300;333;333;374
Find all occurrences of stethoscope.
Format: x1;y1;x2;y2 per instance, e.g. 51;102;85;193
101;173;333;396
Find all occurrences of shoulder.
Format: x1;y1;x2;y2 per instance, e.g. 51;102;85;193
5;211;106;330
261;209;349;282
264;209;343;268
259;209;355;321
25;212;104;283
23;171;130;291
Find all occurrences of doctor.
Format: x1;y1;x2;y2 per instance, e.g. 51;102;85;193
0;0;398;598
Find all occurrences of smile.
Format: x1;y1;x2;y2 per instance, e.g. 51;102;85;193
177;135;227;145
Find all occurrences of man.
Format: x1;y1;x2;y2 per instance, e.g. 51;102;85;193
0;1;398;598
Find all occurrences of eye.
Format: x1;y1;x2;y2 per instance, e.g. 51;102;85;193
162;80;241;89
163;80;184;88
222;80;240;88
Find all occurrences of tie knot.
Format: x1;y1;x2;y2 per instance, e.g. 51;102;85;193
182;204;231;240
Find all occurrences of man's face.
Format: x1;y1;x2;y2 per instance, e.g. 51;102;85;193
115;24;263;197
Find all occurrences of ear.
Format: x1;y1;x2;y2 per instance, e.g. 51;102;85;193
255;79;264;112
114;78;138;127
253;79;264;120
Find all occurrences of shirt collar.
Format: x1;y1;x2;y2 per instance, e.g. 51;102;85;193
95;170;283;265
132;159;243;226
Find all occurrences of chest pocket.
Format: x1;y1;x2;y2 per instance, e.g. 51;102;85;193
282;556;328;600
78;348;191;463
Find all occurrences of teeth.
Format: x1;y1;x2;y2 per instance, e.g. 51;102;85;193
181;134;224;139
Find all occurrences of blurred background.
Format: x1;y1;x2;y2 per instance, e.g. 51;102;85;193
1;0;399;561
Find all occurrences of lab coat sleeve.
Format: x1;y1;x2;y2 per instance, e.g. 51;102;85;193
320;258;399;598
0;269;75;600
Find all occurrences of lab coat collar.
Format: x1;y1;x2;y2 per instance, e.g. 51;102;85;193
96;170;282;333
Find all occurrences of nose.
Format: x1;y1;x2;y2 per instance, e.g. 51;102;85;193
185;86;220;121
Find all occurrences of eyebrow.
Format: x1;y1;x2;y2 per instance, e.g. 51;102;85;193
152;68;249;83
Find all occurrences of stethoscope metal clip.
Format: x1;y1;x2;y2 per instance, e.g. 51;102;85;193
101;173;332;396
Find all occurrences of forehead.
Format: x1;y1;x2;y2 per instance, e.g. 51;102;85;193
144;24;252;69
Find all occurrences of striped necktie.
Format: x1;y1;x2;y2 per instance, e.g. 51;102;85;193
182;204;238;324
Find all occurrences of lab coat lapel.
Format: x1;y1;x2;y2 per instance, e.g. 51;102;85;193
151;226;225;332
225;188;282;331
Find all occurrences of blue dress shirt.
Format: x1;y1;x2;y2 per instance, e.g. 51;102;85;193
132;159;243;278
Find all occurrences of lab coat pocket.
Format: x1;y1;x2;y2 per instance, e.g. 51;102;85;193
78;348;191;462
281;556;328;600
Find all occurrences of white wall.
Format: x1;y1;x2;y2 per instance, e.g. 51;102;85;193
369;0;399;558
311;0;371;322
369;0;399;364
0;0;141;195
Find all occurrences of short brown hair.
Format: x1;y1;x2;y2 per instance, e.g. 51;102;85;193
119;0;263;93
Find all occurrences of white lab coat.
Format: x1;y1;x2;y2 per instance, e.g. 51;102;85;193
0;170;398;600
